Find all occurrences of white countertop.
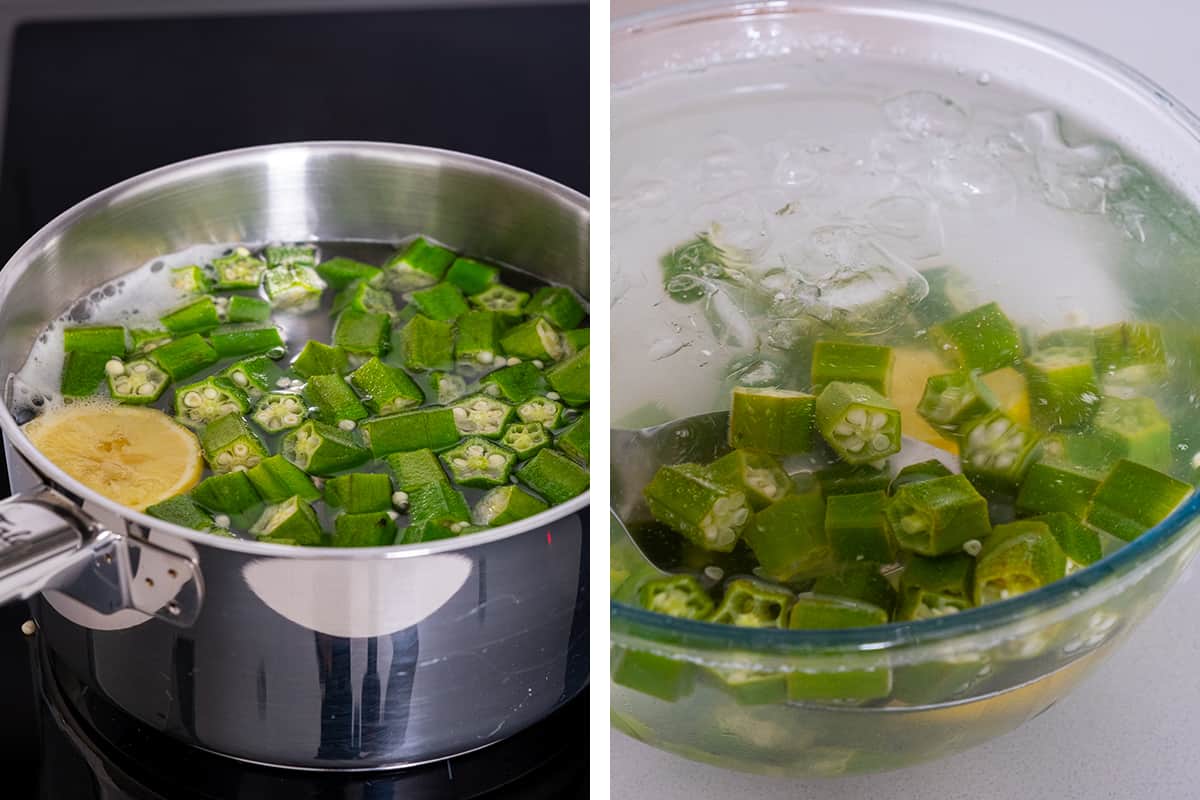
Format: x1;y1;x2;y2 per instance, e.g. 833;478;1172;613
610;1;1200;797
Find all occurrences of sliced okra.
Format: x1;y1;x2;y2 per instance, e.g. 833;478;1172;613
61;351;110;397
710;579;793;628
481;362;548;403
516;394;564;427
431;371;468;405
1028;512;1101;571
245;454;321;503
63;325;126;356
815;462;891;497
292;340;350;378
170;265;210;294
810;340;893;394
146;494;218;533
931;302;1023;373
348;357;423;415
639;574;714;620
450;393;514;438
129;328;171;354
611;648;694;702
411;282;469;321
707;667;787;706
174;376;251;428
500;422;551;460
825;490;895;564
324;473;393;513
516;448;588;505
973;521;1066;605
643;463;748;552
303;373;370;425
889;459;953;493
149;334;219;381
226;295;272;324
728;386;815;455
397;519;458;544
282;419;370;475
897;553;974;621
1014;458;1101;519
812;563;897;615
1085;458;1192;541
332;511;397;547
1023;346;1100;429
316;256;381;289
191;470;261;518
815;381;901;464
252;392;308;433
201;413;269;474
471;484;549;526
380;237;455;290
221;355;284;399
408;480;471;525
160;296;221;335
1093;321;1166;374
209;325;286;359
885;474;991;556
361;407;460;457
500;317;565;361
789;594;888;630
106;358;169;404
440;437;517;488
526;286;586;330
332;279;396;317
706;449;790;510
550;347;589;401
469;284;530;317
916;371;998;434
960;410;1041;492
263;265;327;312
455;310;504;366
332;308;389;356
264;244;317;270
385;448;449;493
1092;396;1171;470
563;328;590;351
396;314;454;372
212;248;267;289
250;496;324;546
556;411;589;465
445;257;500;295
742;492;830;580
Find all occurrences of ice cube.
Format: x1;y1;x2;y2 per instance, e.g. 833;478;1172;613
865;194;944;259
883;91;969;140
688;191;773;262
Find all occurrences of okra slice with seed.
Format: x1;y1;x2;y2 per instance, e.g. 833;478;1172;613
106;358;169;404
130;328;171;355
931;302;1023;373
545;345;589;406
170;265;210;294
317;256;381;289
644;463;748;552
263;265;327;312
303;373;369;425
332;308;389;356
397;519;458;544
455;310;505;366
264;244;317;270
348;357;423;415
729;386;815;455
706;449;790;510
469;284;530;317
500;317;566;363
482;362;548;403
811;341;894;394
885;474;991;556
324;473;393;513
282;419;370;475
250;496;324;545
471;484;549;526
500;422;551;460
960;410;1041;492
380;237;455;291
63;325;126;356
226;295;272;324
556;411;589;465
450;393;514;438
209;325;286;359
563;328;589;351
191;470;261;520
332;511;397;547
149;334;219;381
440;437;517;488
245;454;321;503
292;340;350;378
1092;396;1171;470
816;462;891;497
742;491;830;580
332;280;397;317
516;448;588;505
816;381;902;464
896;553;974;621
445;257;500;295
361;407;460;457
221;356;283;399
212;248;267;289
889;459;953;493
973;521;1066;605
1085;458;1192;541
396;314;454;372
526;286;586;331
812;563;897;615
1023;346;1100;429
61;351;110;397
1093;321;1166;374
386;448;449;492
1028;512;1101;571
516;394;564;427
825;490;895;564
710;579;793;628
252;392;308;433
1014;459;1101;519
639;574;714;620
201;413;270;474
160;296;221;335
146;494;218;533
174;376;251;428
408;480;471;525
431;371;468;404
917;371;999;434
410;282;469;321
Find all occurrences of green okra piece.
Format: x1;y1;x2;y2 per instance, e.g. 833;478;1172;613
191;470;261;519
812;563;897;615
397;519;458;544
1093;321;1166;374
264;244;317;270
1085;458;1192;541
660;237;724;304
639;574;714;620
1023;346;1100;429
526;286;586;331
471;484;549;526
482;362;548;403
469;284;530;317
960;410;1042;493
896;553;974;620
455;310;505;366
332;308;389;356
348;357;423;415
63;325;126;356
917;371;999;434
439;437;517;488
209;325;285;359
291;340;350;378
170;265;210;294
789;594;888;629
250;496;324;546
282;419;370;475
149;333;219;381
711;578;794;628
245;454;321;503
380;237;455;290
973;520;1066;605
160;296;221;335
332;280;397;317
707;667;787;706
889;459;953;493
212;248;267;289
385;448;448;492
811;341;894;394
742;491;831;581
316;256;381;289
706;449;789;510
500;317;566;362
361;407;460;457
516;448;588;505
815;462;891;497
410;282;469;322
728;386;815;455
1092;396;1171;470
431;371;468;404
643;463;749;552
263;265;327;312
222;356;284;399
611;648;694;702
324;473;393;513
516;394;564;428
146;494;218;532
825;490;895;564
396;314;454;371
201;413;269;474
886;474;991;556
252;392;308;433
931;302;1023;372
816;381;901;464
408;480;470;525
303;373;370;424
1028;512;1101;570
332;511;397;547
556;411;589;465
174;376;251;428
445;257;500;295
500;421;551;460
105;357;169;404
563;328;589;350
450;393;514;438
226;295;272;323
61;351;110;397
129;328;171;355
1014;459;1101;519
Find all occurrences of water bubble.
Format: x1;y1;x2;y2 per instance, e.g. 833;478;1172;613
883;91;969;140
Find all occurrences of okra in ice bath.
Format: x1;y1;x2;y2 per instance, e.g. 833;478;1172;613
324;473;393;513
316;256;381;289
380;237;455;290
786;596;892;701
445;257;500;295
526;286;587;331
386;448;448;493
349;357;423;415
825;491;895;564
246;455;321;503
160;296;221;335
1023;346;1099;430
706;449;789;510
470;284;530;318
1091;396;1171;470
410;282;469;322
810;341;893;394
303;374;369;425
253;393;308;433
174;376;250;428
146;494;218;532
250;496;324;545
455;310;504;366
517;448;588;505
331;308;389;356
545;346;590;406
812;563;897;616
742;492;830;581
397;314;454;372
885;474;991;556
471;485;548;526
263;265;327;312
212;248;266;289
500;422;551;461
226;296;272;324
264;244;317;270
106;358;169;404
291;340;350;378
889;459;952;493
440;437;517;488
960;410;1041;492
150;334;219;381
332;511;397;547
362;407;460;457
816;462;890;497
1028;512;1101;570
556;411;589;464
896;553;974;621
644;463;749;552
973;521;1066;605
710;579;793;628
201;413;269;474
222;356;283;399
191;471;261;519
639;575;714;620
931;302;1023;373
816;381;901;464
283;419;370;475
728;386;815;454
170;265;210;294
451;394;514;438
500;317;566;362
1014;459;1100;519
482;363;548;404
1085;458;1192;541
917;371;998;434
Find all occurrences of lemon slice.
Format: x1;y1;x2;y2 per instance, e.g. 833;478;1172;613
891;346;960;455
24;401;204;511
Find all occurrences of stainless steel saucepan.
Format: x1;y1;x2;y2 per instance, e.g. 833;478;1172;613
0;142;589;770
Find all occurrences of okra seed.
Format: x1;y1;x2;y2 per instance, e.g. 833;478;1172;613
214;514;231;528
453;457;469;468
546;392;561;401
846;407;867;426
232;464;247;472
217;452;233;465
477;351;494;364
833;422;854;437
993;453;1015;469
276;378;291;388
233;444;249;457
392;491;409;507
532;360;544;369
487;454;507;467
104;359;125;376
963;539;983;556
337;419;356;431
451;522;466;533
134;363;150;373
138;383;155;396
203;387;219;400
184;392;202;408
387;510;400;520
506;357;520;366
221;403;238;414
283;413;300;425
290;380;304;389
114;378;130;392
869;412;888;429
871;434;891;451
484;384;501;396
231;373;248;386
452;407;467;420
844;436;865;453
247;456;261;467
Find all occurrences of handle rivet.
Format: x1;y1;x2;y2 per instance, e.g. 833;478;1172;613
145;577;155;588
167;601;181;616
167;568;178;579
20;620;36;636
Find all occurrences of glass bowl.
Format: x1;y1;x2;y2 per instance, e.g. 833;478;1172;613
610;0;1200;776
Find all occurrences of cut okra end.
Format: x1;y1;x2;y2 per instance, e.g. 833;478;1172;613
106;358;169;404
815;381;901;464
960;410;1041;491
469;284;530;317
500;316;567;362
252;392;308;433
729;386;815;455
644;463;749;553
916;371;998;433
710;579;793;628
706;449;790;510
440;437;517;488
282;419;370;476
380;237;456;291
471;485;549;527
972;521;1066;606
638;574;714;620
212;248;267;290
886;474;991;557
250;495;324;546
516;395;564;428
500;421;551;460
451;394;514;438
201;413;270;475
349;357;424;415
264;243;317;271
174;377;251;428
222;356;283;399
170;265;211;294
